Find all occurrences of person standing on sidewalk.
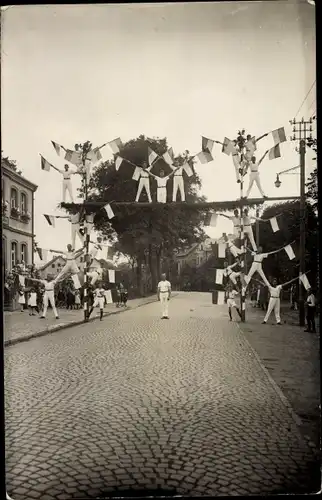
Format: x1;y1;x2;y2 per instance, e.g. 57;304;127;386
226;285;242;321
305;288;316;333
157;273;171;319
262;276;300;325
18;287;26;312
29;277;59;319
28;288;38;316
88;284;106;321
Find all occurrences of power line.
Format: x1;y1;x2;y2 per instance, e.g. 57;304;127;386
294;80;316;119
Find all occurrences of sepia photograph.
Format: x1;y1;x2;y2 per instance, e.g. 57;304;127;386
2;1;319;498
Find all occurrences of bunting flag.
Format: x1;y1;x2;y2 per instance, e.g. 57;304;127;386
108;270;115;283
108;138;122;154
104;289;113;304
222;137;235;155
272;127;287;145
268;144;281;160
85;214;95;225
215;268;224;285
71;274;81;290
270;216;279;233
284;244;296;260
299;273;311;291
202;136;215;153
87;147;102;163
104;203;115;219
40;155;54;172
18;275;25;287
51;141;62;156
182;162;193;177
148;147;159;165
218;242;226;259
212;290;225;305
44;214;56;227
64;149;83;167
132;166;141;181
36;247;49;261
204;212;218;227
115;156;123;171
162;149;174;165
195;151;214;164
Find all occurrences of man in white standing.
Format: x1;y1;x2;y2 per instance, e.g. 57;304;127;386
135;161;153;203
88;283;106;321
244;152;269;199
157;273;171;319
218;209;241;239
53;164;78;203
29;276;59;319
148;169;177;204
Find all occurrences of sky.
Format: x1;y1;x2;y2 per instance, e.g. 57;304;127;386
1;1;316;264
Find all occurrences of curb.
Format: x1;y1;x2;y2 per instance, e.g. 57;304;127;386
235;321;320;457
4;296;158;348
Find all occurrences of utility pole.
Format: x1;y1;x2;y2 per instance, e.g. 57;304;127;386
236;129;247;322
290;117;313;327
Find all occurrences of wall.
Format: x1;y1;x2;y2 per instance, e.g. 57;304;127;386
3;228;33;273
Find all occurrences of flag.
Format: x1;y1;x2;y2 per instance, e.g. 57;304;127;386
132;166;141;181
40;155;54;172
36;247;43;260
222;137;235;155
72;274;81;290
202;136;214;153
18;275;25;287
108;138;122;154
218;243;226;259
268;144;281;160
182;162;193;177
51;141;61;156
36;247;48;261
148;147;159;165
299;273;311;291
204;212;218;227
212;290;225;305
85;214;95;225
64;149;83;167
162;149;174;165
215;269;224;285
87;147;102;163
115;156;123;171
104;289;113;304
272;127;286;145
270;216;279;233
44;214;55;227
195;151;214;164
108;269;115;283
284;244;296;260
104;203;115;219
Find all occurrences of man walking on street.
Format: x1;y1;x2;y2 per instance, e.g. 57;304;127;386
158;273;171;319
305;288;316;333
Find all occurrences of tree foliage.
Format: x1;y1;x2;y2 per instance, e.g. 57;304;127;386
305;137;318;212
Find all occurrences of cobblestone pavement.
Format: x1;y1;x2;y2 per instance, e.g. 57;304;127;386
4;295;157;344
5;292;319;498
239;303;320;451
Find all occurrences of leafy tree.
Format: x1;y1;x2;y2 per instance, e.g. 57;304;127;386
306;137;317;212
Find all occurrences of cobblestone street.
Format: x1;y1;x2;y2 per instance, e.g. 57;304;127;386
5;292;319;498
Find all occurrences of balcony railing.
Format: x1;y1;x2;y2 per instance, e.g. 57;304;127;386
7;206;31;223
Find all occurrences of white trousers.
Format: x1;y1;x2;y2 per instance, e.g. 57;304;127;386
136;179;152;202
88;271;100;287
173;176;185;201
228;243;243;258
245;172;265;198
244;226;257;251
71;274;81;289
55;260;80;282
93;297;105;309
71;224;84;249
232;154;241;182
160;292;169;317
228;271;241;285
157;187;167;203
245;263;270;287
62;180;73;203
264;297;281;323
43;291;58;317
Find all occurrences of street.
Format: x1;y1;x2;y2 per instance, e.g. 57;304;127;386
5;292;319;499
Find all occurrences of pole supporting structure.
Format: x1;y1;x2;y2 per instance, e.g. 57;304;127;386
240;172;246;322
82;151;90;323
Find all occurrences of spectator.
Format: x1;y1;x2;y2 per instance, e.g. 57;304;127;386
259;284;268;311
75;290;81;310
18;287;26;312
66;288;75;310
305;287;316;333
28;287;38;316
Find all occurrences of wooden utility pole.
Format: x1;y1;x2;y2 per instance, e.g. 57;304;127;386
290;117;313;326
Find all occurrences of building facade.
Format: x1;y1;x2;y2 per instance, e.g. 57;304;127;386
175;237;215;275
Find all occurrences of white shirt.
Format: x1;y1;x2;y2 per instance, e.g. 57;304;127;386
94;288;105;298
250;162;259;173
65;250;77;261
139;166;152;179
307;294;316;307
268;285;282;299
41;280;55;292
230;216;240;228
156;177;169;188
228;290;238;299
158;280;171;292
251;252;268;263
243;216;252;226
70;213;81;224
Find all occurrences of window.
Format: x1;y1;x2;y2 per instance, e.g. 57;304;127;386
21;243;28;264
57;263;61;268
11;241;18;269
11;188;18;208
52;264;55;268
3;237;6;273
21;192;27;214
80;257;83;262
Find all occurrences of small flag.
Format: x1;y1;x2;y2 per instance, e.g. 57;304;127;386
202;136;215;153
108;270;115;283
51;141;61;156
132;166;141;181
182;162;193;177
212;290;225;305
115;156;123;171
108;138;122;154
72;274;81;290
148;147;159;165
195;151;214;164
162;149;174;165
270;216;279;232
204;212;218;227
85;214;95;225
215;269;224;285
44;214;55;227
87;147;102;163
218;243;226;259
284;244;296;260
43;249;49;262
222;137;235;155
40;155;54;172
104;203;115;220
105;289;113;304
36;247;43;260
268;144;281;160
272;127;287;145
64;149;83;166
18;275;25;287
299;273;311;291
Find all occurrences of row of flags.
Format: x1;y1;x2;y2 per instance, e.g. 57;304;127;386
204;212;281;233
43;202;115;229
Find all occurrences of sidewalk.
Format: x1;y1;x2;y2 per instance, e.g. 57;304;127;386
4;295;159;347
238;302;320;451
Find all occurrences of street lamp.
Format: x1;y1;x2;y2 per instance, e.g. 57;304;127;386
274;165;300;189
275;174;281;188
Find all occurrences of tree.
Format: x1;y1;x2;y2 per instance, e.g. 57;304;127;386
306;137;317;212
